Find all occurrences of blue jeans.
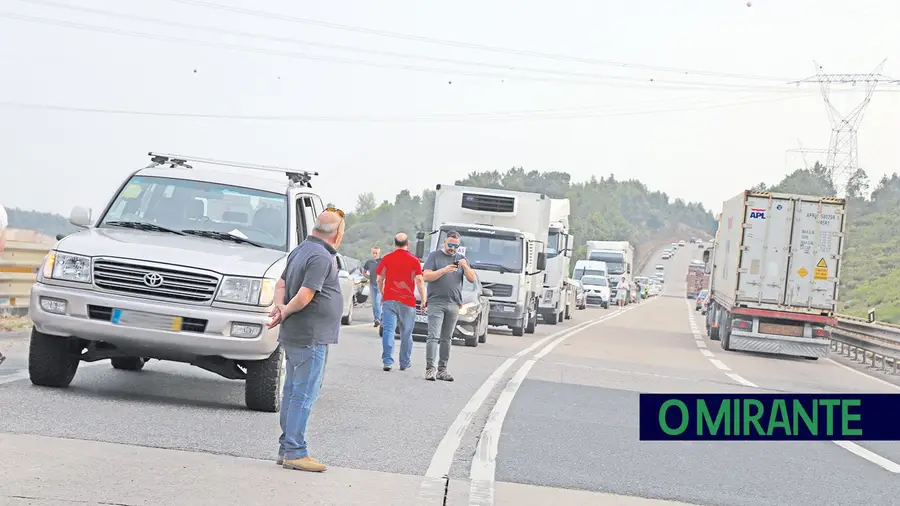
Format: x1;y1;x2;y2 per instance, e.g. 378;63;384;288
381;300;415;368
278;342;327;460
371;284;382;321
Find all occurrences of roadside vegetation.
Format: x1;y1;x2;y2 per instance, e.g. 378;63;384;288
752;162;900;323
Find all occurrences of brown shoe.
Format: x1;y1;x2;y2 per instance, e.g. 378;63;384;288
282;456;327;472
436;369;454;382
276;455;283;466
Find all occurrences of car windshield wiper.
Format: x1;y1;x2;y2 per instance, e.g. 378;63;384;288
470;262;514;274
105;221;185;235
180;229;264;248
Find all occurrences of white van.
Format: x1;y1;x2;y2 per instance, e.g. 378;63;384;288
573;260;608;281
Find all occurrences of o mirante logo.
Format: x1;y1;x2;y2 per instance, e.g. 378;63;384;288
638;394;899;441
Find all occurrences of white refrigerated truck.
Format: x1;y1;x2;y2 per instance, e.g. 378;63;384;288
538;198;577;325
416;185;549;337
703;190;846;359
585;240;634;300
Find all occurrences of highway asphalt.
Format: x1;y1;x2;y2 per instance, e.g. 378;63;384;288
2;246;900;505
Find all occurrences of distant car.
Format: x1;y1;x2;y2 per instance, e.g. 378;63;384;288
382;274;492;347
695;289;709;311
698;242;704;249
701;293;711;314
678;240;686;247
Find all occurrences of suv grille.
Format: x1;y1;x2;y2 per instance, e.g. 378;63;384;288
93;259;219;303
461;192;515;213
483;283;513;297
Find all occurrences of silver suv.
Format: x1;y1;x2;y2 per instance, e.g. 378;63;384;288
28;153;356;412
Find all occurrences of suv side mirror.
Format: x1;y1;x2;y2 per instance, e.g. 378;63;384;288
536;252;547;271
69;206;92;228
482;288;493;297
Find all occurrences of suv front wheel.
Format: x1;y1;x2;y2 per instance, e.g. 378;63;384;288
245;346;285;413
28;328;81;388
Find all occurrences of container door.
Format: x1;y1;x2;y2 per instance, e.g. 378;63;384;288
785;199;845;310
736;195;795;305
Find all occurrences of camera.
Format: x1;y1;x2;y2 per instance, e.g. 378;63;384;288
453;260;460;267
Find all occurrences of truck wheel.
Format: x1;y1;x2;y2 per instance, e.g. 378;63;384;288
512;325;524;337
341;304;353;325
245;346;285;413
558;311;564;323
545;312;558;325
478;326;487;344
565;305;571;320
28;328;81;388
720;316;732;351
525;311;537;334
111;357;145;371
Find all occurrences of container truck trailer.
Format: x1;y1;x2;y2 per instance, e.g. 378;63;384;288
703;190;846;359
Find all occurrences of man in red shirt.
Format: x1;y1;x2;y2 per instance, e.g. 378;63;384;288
376;233;426;372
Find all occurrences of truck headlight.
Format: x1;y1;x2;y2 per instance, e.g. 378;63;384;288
216;276;277;305
43;251;91;283
458;303;478;315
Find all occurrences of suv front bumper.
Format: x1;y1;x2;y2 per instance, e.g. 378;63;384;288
30;282;279;362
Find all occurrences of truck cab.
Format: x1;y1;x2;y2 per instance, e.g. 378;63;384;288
538;200;576;325
417;185;548;337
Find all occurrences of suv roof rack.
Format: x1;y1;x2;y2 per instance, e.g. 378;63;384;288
146;152;319;188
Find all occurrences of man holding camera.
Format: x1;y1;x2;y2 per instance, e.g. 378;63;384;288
422;231;476;382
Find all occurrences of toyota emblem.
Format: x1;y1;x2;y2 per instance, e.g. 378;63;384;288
143;272;164;287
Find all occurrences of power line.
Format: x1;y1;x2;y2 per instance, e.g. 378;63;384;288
0;11;816;94
169;0;792;83
13;0;799;91
0;94;814;123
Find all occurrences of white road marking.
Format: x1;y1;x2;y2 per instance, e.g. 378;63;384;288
685;302;900;475
466;300;650;505
709;359;731;371
824;358;900;392
700;349;715;358
695;340;707;348
419;306;634;503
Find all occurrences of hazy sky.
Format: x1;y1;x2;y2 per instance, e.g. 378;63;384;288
1;0;898;219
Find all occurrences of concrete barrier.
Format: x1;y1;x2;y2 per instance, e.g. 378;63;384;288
1;235;53;316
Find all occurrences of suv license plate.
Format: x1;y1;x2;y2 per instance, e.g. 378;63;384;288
415;314;428;324
112;308;183;331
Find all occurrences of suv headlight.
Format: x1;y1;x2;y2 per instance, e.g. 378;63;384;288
42;251;91;283
216;276;277;306
458;302;478;315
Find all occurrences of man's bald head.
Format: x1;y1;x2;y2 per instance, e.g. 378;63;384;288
312;209;345;247
394;232;409;249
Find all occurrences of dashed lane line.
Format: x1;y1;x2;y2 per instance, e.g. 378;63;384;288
684;301;900;474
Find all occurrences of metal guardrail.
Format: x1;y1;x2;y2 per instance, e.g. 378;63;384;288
0;241;52;315
830;314;900;375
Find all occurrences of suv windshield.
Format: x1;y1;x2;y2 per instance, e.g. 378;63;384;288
581;275;608;287
99;175;288;251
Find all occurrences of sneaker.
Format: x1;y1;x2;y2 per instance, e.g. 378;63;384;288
436;369;454;382
425;368;436;381
282;456;327;472
400;365;408;371
383;365;392;372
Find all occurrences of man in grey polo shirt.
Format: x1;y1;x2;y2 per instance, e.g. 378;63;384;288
422;230;476;381
267;209;345;473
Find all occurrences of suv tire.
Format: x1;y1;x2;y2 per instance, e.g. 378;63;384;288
465;336;478;347
245;346;285;413
111;357;146;371
28;328;80;388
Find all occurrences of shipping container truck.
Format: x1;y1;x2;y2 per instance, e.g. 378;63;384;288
416;185;548;337
703;190;846;359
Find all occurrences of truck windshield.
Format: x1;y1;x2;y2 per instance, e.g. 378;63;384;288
99;175;289;251
545;231;562;259
574;268;606;279
588;252;626;275
581;275;608;287
438;230;524;273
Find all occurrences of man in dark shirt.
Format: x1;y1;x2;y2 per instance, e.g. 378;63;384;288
267;209;345;473
375;233;426;372
422;230;476;381
361;247;383;327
